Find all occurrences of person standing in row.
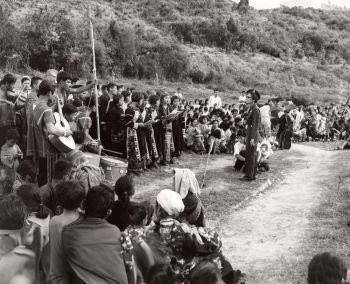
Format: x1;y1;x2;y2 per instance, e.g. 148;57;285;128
242;89;261;181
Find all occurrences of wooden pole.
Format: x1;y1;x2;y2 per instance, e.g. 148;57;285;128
89;7;100;142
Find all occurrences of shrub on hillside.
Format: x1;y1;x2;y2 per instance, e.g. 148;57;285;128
258;42;281;58
301;32;326;56
23;6;77;72
0;6;27;70
105;21;136;73
188;69;206;84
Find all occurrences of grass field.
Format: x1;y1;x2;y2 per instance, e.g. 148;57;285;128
132;148;293;229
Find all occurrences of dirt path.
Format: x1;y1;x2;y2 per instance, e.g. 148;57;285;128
221;144;346;283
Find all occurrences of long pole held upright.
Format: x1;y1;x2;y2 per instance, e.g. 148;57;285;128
89;6;100;142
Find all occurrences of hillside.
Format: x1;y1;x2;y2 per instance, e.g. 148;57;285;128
1;0;350;103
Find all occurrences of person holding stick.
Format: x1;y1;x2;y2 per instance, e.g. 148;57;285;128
241;89;261;181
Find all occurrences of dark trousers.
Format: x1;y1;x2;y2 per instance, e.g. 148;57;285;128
245;143;257;179
234;150;245;171
38;158;48;187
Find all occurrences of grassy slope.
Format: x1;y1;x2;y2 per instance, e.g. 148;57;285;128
2;0;350;103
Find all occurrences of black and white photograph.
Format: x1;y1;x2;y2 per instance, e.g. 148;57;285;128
1;0;350;283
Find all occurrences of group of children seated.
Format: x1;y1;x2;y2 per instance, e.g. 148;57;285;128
0;154;246;284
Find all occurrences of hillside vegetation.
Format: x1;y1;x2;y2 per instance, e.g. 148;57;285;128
1;0;350;103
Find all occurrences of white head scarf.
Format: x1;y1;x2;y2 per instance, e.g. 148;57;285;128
156;189;184;216
173;168;201;199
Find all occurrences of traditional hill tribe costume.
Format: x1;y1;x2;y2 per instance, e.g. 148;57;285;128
159;103;175;164
107;99;126;157
0;98;16;148
150;189;238;283
124;99;149;174
144;105;160;167
277;111;294;150
32;101;59;186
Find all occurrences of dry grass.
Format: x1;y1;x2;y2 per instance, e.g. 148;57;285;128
132;149;292;227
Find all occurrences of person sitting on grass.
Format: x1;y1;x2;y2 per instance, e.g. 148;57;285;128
49;180;86;284
307;252;347;284
0;195;36;284
208;120;227;154
107;175;136;232
1;128;23;183
121;202;155;280
40;159;74;214
62;184;128;284
150;189;240;284
257;140;272;173
233;129;246;172
13;159;37;192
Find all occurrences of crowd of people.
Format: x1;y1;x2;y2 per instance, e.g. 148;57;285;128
0;69;349;284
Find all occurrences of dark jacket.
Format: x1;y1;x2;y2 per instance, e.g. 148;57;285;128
246;104;261;144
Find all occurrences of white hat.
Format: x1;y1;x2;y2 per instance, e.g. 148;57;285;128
156;189;184;216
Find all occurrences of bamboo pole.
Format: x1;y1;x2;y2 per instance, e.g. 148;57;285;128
89;6;101;142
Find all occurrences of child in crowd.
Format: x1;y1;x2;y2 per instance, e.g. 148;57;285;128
257;140;272;172
1;129;23;182
49;180;86;283
13;159;37;192
233;129;246;171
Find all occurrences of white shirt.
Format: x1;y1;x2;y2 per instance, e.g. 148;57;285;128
239;95;246;103
174;92;183;99
208;95;222;109
234;141;245;157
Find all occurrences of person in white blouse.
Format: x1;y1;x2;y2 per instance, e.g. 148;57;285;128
208;89;222;109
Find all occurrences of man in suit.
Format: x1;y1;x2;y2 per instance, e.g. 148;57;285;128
242;89;261;181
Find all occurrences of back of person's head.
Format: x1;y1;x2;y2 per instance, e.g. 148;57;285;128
212;129;222;139
0;195;27;230
122;90;131;99
101;84;108;92
72;98;83;108
145;263;176;284
16;184;50;219
132;92;144;103
57;71;72;84
0;177;14;195
0;74;16;86
38;80;55;97
62;103;78;115
149;95;160;106
84;184;114;219
115;175;135;203
56;180;86;211
72;131;85;145
112;94;123;106
16;159;37;183
190;261;224;284
128;202;148;226
53;160;73;180
30;76;43;88
308;252;347;284
6;128;20;142
247;89;260;102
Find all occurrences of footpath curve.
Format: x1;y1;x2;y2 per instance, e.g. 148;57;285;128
220;144;343;283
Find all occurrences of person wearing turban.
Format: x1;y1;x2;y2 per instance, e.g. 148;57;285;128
151;189;237;283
